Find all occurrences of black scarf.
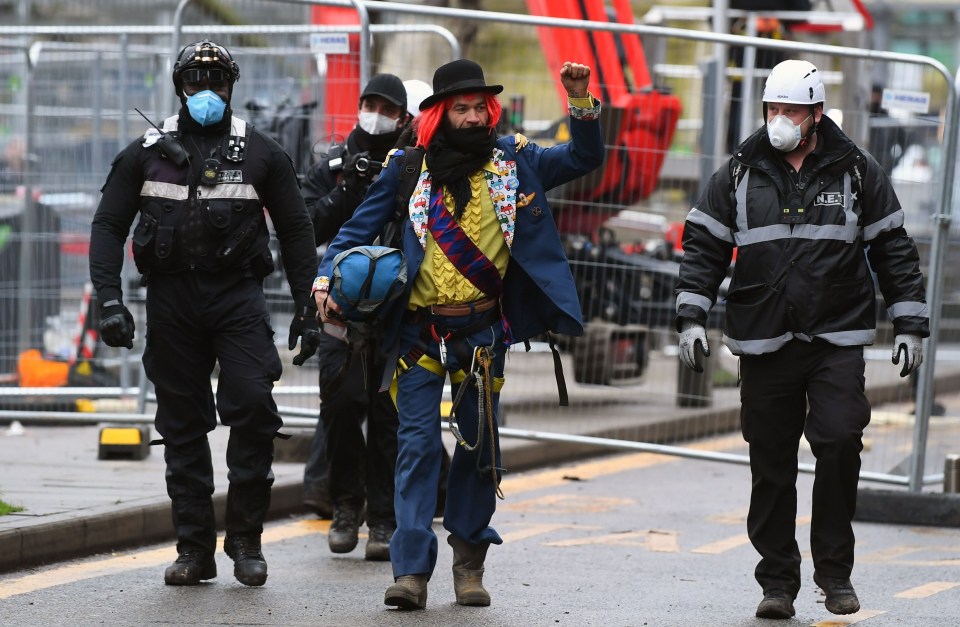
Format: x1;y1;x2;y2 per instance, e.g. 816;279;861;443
349;124;403;162
426;121;497;219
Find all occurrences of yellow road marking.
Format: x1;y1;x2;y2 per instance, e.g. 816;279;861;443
545;529;679;552
707;509;749;525
0;519;330;600
894;581;960;599
499;523;599;544
500;494;633;514
810;609;886;625
690;534;750;554
858;545;926;562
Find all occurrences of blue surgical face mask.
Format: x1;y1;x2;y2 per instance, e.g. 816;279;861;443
186;90;226;126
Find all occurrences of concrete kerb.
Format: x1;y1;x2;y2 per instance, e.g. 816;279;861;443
0;478;306;574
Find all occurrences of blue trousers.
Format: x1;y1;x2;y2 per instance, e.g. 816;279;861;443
390;309;505;579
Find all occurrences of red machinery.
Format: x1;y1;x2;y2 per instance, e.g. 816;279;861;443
525;0;682;237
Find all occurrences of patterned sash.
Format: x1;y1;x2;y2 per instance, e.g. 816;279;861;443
427;186;503;297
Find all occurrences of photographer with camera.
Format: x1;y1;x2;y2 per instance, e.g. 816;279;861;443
301;74;409;559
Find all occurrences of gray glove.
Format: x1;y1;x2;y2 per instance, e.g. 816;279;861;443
678;320;709;373
892;333;923;377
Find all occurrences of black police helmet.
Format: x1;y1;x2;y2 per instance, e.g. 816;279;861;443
359;74;407;111
172;40;240;101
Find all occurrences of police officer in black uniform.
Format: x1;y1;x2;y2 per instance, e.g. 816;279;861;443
301;74;410;560
89;41;321;587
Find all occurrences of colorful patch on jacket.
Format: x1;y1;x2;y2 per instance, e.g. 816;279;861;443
407;146;517;251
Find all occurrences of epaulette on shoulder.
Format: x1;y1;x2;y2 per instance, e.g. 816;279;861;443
384;147;402;168
142;127;162;148
514;133;529;150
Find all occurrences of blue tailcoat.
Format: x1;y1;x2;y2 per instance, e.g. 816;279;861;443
317;114;605;376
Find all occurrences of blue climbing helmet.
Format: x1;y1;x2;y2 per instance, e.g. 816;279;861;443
330;246;407;325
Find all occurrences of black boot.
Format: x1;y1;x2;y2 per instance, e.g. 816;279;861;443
329;503;365;553
164;437;217;585
164;550;217;586
224;535;268;587
365;521;394;561
224;429;275;585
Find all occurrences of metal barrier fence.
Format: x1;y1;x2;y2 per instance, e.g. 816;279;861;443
1;1;958;490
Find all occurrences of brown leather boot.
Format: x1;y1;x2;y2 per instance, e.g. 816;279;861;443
448;534;491;606
384;574;428;609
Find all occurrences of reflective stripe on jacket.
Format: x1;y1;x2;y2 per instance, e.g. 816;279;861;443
676;114;929;355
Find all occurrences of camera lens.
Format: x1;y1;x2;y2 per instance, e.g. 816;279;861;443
355;156;369;172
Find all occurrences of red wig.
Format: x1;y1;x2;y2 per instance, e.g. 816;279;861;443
413;92;502;148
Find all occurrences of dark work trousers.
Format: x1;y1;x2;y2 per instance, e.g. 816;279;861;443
143;271;283;554
312;331;398;526
391;310;505;579
303;414;330;501
739;340;870;597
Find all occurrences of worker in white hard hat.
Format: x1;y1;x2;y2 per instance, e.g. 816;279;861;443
675;59;929;620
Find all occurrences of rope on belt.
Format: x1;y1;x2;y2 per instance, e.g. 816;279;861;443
447;344;503;500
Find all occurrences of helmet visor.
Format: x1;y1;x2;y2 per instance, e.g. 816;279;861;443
180;68;230;90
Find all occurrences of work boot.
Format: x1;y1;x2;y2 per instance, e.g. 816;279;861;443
448;534;491;606
328;504;364;554
365;522;394;562
384;574;428;610
164;550;217;586
755;589;795;619
224;535;268;587
814;573;860;615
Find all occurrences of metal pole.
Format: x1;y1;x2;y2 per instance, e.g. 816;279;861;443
167;0;193;113
497;427;914;486
118;33;129;154
712;0;729;171
16;42;39;358
908;68;959;491
738;12;758;146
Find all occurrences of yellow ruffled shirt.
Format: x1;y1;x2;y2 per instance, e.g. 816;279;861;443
408;161;510;308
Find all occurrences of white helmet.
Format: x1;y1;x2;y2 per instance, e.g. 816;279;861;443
762;60;825;108
402;79;432;117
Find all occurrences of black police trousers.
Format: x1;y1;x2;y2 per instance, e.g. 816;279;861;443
142;271;283;554
739;339;871;598
314;331;398;526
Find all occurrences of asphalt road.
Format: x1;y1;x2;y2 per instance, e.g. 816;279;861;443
1;433;959;627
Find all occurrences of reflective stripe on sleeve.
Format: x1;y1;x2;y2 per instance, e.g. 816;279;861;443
676;291;714;313
887;300;929;321
686;208;735;243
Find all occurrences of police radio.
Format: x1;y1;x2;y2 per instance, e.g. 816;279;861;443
135;108;189;167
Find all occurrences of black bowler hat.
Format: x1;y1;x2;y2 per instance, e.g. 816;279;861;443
419;59;503;111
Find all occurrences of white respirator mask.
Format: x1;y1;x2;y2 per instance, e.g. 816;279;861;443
767;114;810;152
358;111;399;135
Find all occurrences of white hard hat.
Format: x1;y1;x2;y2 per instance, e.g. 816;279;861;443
762;60;825;108
402;79;432;116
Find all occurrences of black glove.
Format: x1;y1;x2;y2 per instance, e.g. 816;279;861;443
99;300;135;349
289;303;321;366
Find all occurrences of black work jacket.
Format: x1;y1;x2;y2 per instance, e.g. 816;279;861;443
676;115;929;355
89;108;317;309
